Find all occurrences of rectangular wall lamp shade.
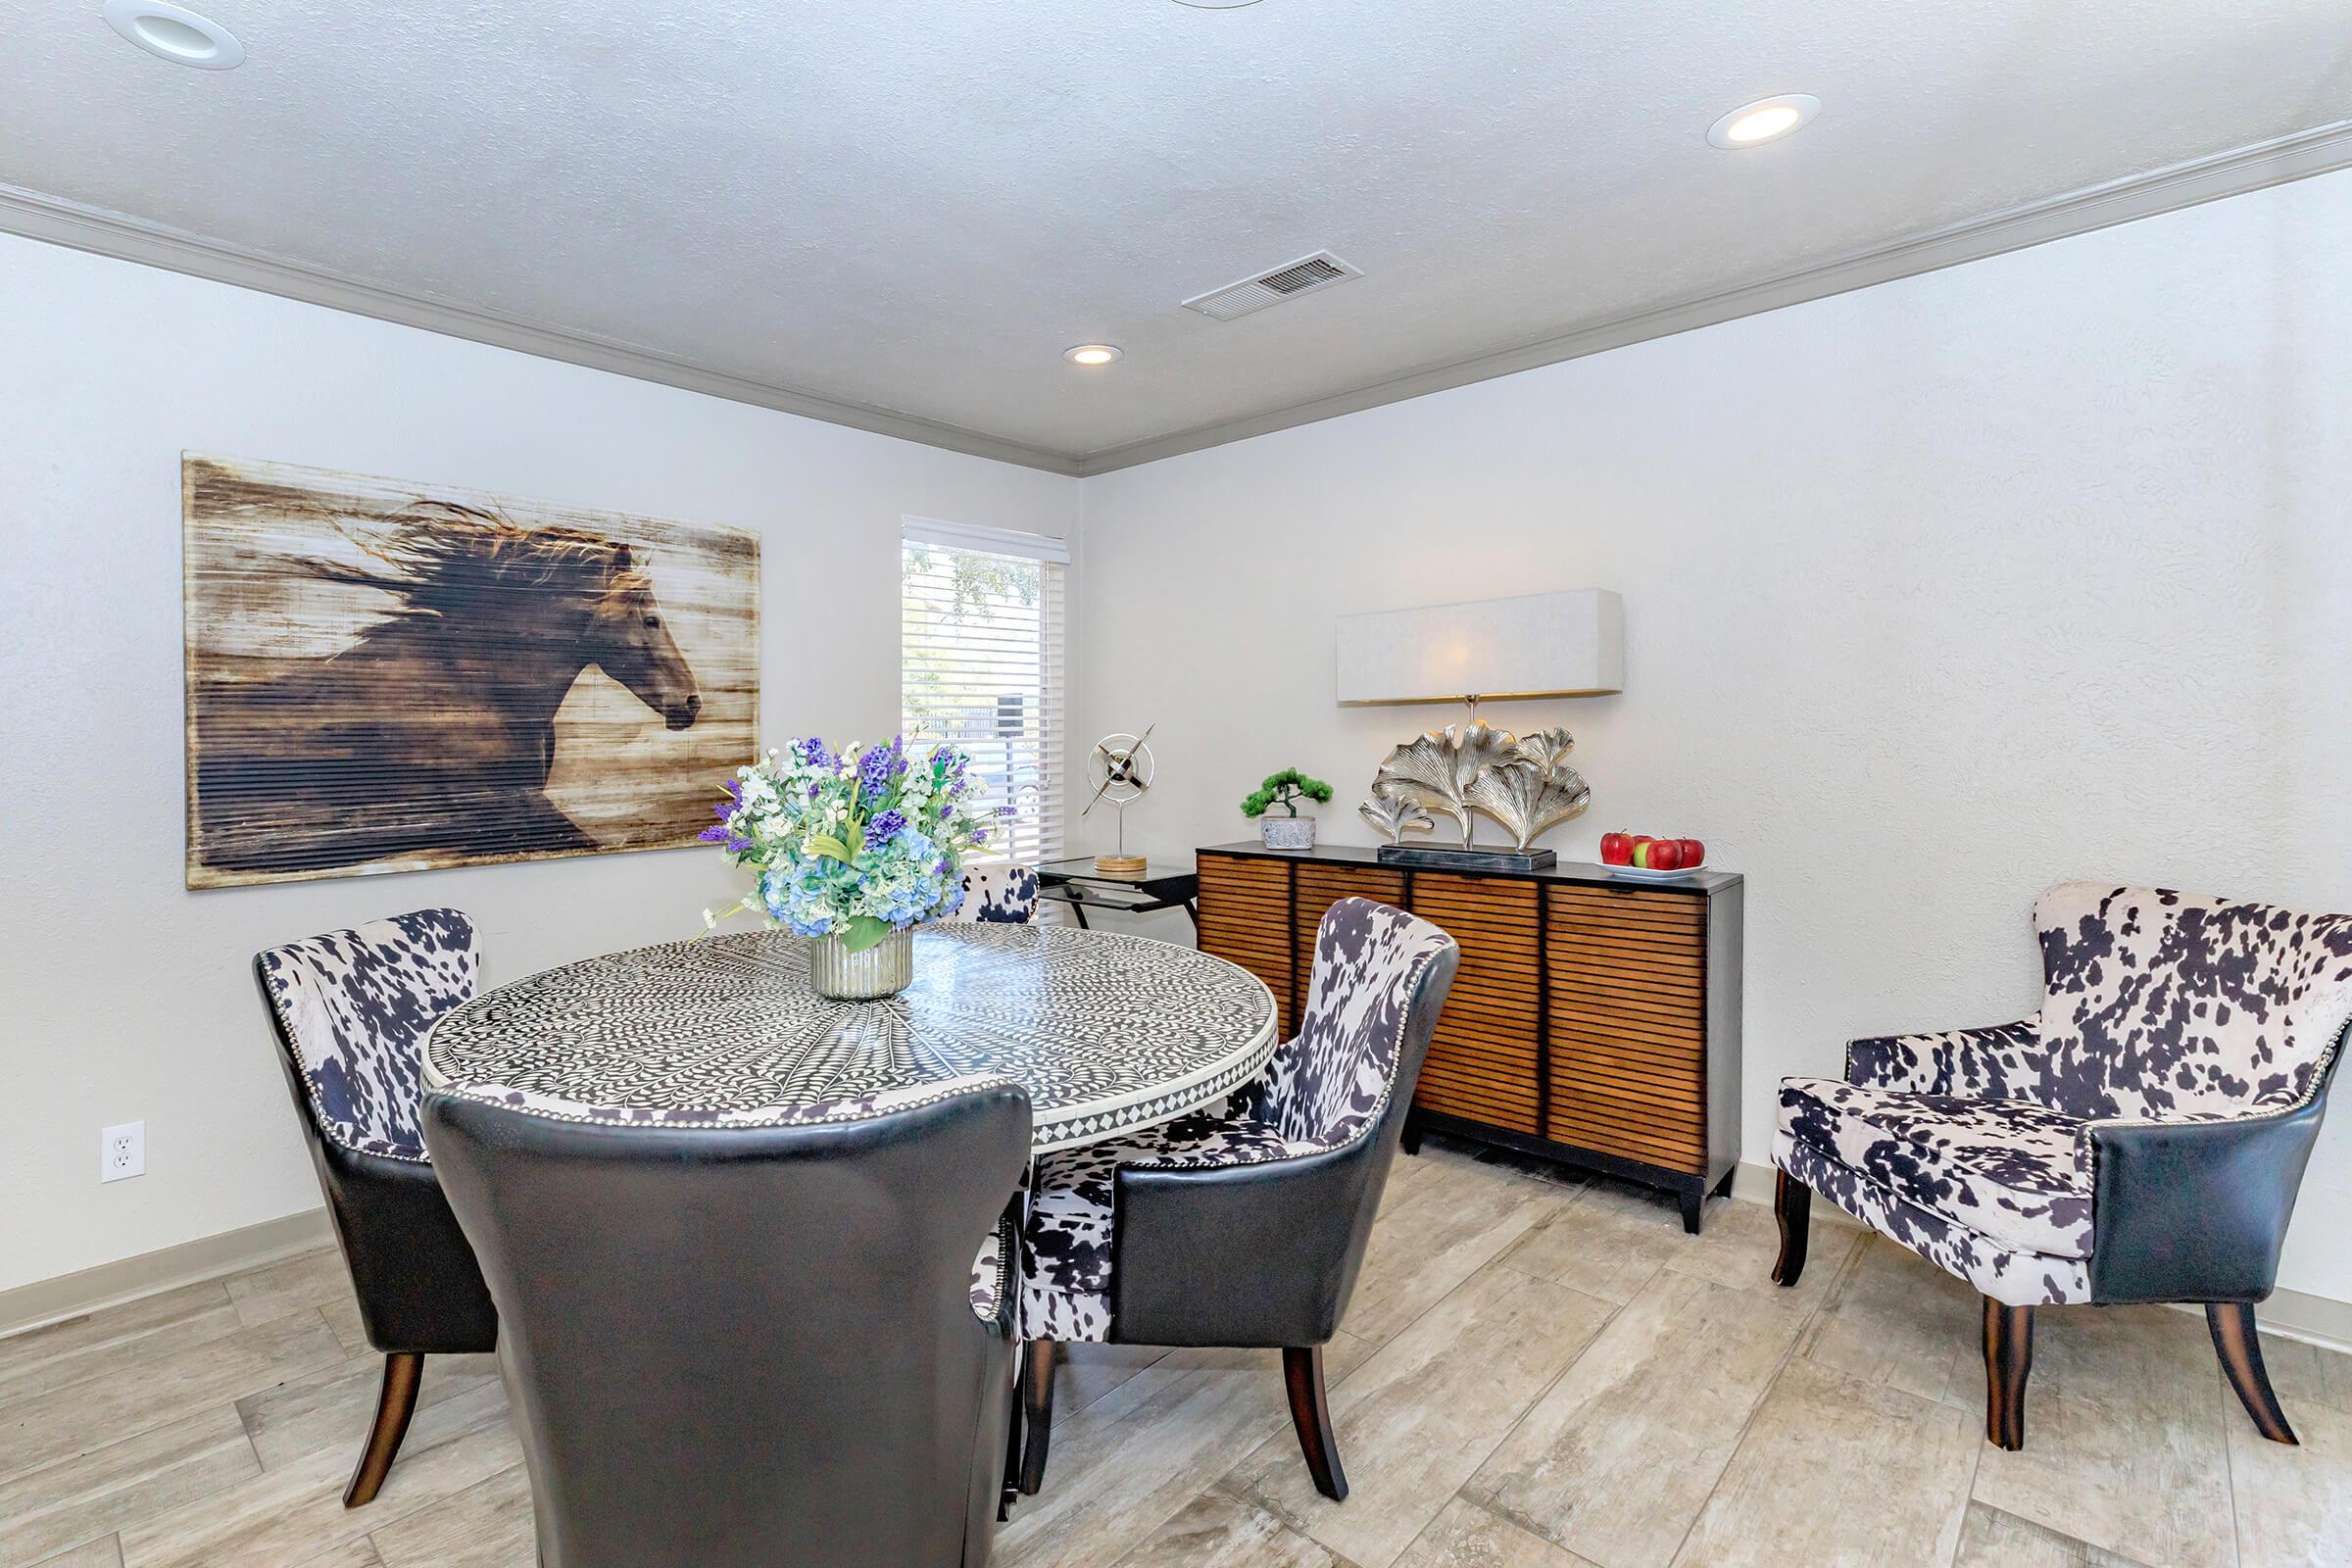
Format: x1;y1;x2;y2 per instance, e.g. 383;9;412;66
1335;589;1624;706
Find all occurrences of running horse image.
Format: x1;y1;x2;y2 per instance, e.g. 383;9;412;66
184;456;759;887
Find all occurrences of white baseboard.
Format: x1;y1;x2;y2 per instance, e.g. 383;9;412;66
1727;1160;2352;1354
0;1208;333;1340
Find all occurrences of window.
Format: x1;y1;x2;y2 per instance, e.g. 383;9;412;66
901;518;1068;866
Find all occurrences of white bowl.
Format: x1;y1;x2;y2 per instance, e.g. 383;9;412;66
1607;862;1702;880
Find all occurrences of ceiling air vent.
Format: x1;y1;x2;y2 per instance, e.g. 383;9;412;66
1182;252;1362;321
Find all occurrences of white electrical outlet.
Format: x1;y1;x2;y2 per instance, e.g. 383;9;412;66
102;1121;145;1183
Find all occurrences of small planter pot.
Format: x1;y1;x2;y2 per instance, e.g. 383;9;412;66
1259;816;1317;851
808;926;914;1000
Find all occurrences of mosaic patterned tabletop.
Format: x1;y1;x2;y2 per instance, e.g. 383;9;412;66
421;923;1280;1151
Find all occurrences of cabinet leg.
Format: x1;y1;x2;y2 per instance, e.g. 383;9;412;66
1711;1166;1736;1199
1679;1188;1703;1235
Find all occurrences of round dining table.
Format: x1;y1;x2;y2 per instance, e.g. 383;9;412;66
421;921;1280;1152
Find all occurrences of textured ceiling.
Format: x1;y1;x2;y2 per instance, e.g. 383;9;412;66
5;1;2350;464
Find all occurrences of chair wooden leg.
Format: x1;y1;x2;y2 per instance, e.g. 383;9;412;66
1770;1171;1810;1287
1983;1298;2034;1451
344;1351;423;1507
1283;1346;1348;1502
2209;1303;2298;1445
1018;1339;1056;1495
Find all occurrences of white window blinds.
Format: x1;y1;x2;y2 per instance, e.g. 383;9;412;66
901;522;1067;866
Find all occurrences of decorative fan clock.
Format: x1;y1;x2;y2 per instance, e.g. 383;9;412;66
1082;726;1155;876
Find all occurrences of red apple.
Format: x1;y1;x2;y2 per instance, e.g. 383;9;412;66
1599;832;1632;865
1649;839;1686;871
1678;838;1705;866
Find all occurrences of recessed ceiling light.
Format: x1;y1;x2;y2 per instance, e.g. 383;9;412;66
1707;94;1821;150
1170;1;1267;9
1064;344;1123;368
102;1;246;70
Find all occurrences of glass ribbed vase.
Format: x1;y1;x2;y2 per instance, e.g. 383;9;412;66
808;926;914;1000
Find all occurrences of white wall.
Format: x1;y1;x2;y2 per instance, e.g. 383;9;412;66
0;233;1080;1296
1073;169;2352;1302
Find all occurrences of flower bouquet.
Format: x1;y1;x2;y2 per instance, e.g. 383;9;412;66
700;736;1003;998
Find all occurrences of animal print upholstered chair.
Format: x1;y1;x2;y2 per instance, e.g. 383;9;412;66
1772;883;2352;1451
952;861;1042;924
253;908;498;1506
1012;897;1459;1499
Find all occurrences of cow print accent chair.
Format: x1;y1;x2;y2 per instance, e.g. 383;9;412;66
252;907;499;1507
951;861;1041;924
1013;897;1459;1501
1772;882;2352;1451
422;1074;1032;1568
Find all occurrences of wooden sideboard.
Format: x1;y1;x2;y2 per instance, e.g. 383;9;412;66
1196;842;1742;1231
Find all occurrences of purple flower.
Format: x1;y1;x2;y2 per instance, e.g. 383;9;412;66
858;745;896;804
997;805;1017;817
808;782;820;800
798;737;835;770
697;822;731;844
864;809;907;849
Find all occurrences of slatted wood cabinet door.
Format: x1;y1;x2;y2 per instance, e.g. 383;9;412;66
1545;884;1707;1174
1197;852;1296;1036
1191;844;1742;1231
1407;872;1544;1137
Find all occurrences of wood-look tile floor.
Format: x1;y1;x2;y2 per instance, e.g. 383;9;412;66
6;1138;2350;1567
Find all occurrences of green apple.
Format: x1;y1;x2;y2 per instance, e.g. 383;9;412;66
1631;840;1651;868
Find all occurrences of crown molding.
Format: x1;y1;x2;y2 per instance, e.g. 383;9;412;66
8;118;2351;481
0;183;1082;477
1071;118;2352;475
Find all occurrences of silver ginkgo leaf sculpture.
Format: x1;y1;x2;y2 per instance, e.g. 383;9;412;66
1514;726;1580;775
1373;721;1520;846
1358;784;1436;845
1464;757;1593;851
1370;720;1592;852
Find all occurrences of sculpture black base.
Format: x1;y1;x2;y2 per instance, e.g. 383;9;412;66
1376;844;1558;872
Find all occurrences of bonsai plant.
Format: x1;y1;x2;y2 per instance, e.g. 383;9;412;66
1242;767;1334;850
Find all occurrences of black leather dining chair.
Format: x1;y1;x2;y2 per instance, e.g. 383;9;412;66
1014;897;1459;1499
253;907;499;1507
422;1074;1033;1568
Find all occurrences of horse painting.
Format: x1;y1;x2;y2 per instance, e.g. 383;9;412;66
184;457;759;887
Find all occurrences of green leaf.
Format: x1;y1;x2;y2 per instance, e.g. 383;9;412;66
838;915;894;953
808;833;857;864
